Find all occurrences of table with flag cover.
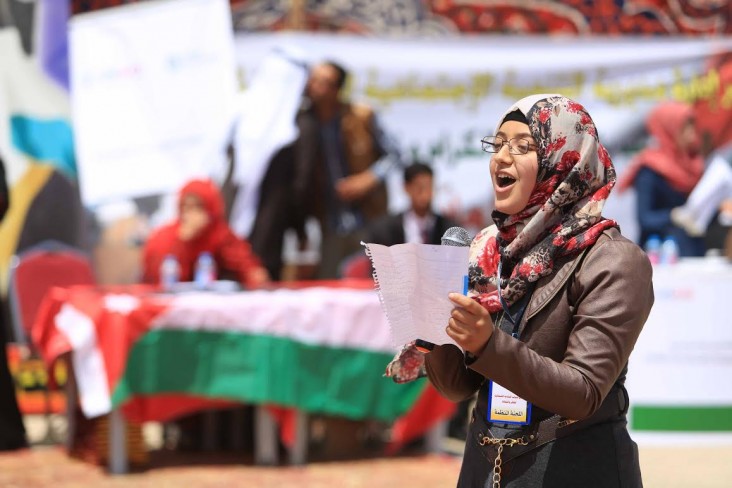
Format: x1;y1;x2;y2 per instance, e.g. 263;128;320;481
31;281;456;464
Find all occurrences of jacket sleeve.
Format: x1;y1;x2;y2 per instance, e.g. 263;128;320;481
217;230;264;287
424;344;484;402
467;237;654;420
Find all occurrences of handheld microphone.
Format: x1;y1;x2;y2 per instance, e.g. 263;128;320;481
440;226;472;248
415;226;472;354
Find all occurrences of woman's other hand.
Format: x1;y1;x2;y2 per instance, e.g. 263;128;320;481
446;292;494;357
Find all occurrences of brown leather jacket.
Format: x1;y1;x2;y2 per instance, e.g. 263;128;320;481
425;227;654;421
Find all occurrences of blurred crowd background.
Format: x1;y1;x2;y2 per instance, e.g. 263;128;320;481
1;0;732;475
1;0;731;290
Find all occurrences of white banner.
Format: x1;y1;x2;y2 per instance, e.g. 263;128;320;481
235;33;732;241
70;0;237;206
626;259;732;437
628;260;732;406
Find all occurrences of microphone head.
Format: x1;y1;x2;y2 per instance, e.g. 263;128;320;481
441;226;472;247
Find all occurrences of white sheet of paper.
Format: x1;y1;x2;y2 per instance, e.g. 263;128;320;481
364;242;469;348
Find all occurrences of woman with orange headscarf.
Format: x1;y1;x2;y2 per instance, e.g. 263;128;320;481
618;101;706;256
143;179;269;288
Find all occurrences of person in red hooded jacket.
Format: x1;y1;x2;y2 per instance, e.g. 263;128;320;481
142;178;269;451
143;178;269;287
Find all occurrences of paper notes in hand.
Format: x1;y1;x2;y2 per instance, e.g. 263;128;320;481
363;242;469;348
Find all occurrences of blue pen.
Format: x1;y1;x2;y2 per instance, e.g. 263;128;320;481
463;274;469;295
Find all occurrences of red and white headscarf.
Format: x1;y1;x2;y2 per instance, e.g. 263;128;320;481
470;94;618;313
617;101;703;195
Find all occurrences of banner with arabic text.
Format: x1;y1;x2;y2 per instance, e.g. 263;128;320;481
236;33;732;241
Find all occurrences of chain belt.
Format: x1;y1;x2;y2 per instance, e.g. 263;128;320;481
478;433;531;488
472;385;628;487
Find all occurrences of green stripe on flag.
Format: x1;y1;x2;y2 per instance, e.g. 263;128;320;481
112;329;426;421
631;406;732;431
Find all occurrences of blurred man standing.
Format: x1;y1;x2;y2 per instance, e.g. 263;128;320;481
296;61;402;279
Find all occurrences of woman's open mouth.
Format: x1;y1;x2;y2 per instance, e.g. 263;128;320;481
496;174;517;189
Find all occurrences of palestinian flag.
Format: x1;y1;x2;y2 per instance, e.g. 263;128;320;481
33;283;455;451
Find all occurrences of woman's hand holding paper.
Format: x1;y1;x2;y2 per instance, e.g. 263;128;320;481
446;292;494;357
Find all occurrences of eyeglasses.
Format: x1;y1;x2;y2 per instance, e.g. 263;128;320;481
481;136;537;155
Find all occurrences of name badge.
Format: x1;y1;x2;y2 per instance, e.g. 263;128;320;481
487;381;532;425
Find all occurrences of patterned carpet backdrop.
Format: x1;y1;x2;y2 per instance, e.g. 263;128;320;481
71;0;732;36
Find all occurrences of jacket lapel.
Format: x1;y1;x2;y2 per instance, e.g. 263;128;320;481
523;247;590;323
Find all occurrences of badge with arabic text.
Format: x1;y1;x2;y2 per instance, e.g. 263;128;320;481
487;381;532;425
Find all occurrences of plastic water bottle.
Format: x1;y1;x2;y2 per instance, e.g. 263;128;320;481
194;252;216;289
644;235;662;265
160;254;180;291
660;236;680;265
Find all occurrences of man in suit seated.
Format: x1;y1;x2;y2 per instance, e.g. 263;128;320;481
339;161;458;279
367;161;457;247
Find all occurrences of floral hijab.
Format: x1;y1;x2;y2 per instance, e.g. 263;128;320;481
470;94;618;313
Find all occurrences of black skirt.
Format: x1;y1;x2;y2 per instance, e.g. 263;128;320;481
457;407;643;488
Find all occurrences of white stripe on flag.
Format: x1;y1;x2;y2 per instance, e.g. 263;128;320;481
151;288;396;353
55;303;111;418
